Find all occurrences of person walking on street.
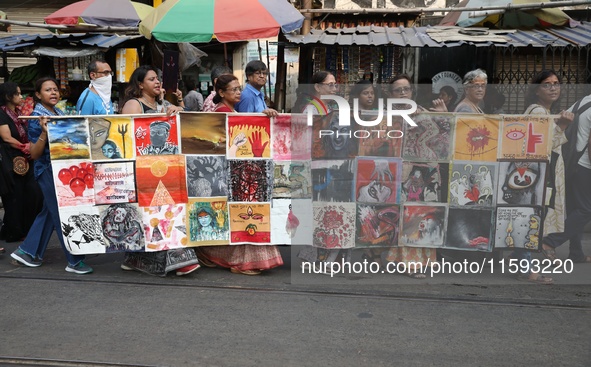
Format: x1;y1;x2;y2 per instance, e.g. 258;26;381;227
76;59;114;115
10;77;93;274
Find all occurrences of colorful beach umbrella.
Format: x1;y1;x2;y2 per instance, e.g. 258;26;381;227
45;0;153;28
139;0;305;43
440;0;575;29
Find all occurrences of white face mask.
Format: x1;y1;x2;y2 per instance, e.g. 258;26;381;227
90;75;112;110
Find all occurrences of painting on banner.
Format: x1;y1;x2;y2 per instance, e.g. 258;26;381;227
494;206;543;250
311;112;358;159
186;155;228;197
179;112;227;155
270;198;314;245
186;197;230;246
499;115;552;160
445;207;495;251
355;157;402;204
454;114;500;162
136;155;187;207
53;160;95;207
227;115;271;158
47;117;90;160
449;161;497;206
401;162;449;203
311;160;355;202
228;203;271;244
312;202;356;249
59;205;107;254
272;114;312;161
355;204;400;248
142;204;187;251
134;115;179;155
402;113;454;162
400;204;447;248
89;116;134;160
357;113;403;157
98;203;144;252
93;161;137;204
272;161;312;199
227;160;273;202
496;161;546;206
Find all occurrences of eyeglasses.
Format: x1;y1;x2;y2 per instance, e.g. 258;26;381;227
225;86;242;93
467;83;487;90
391;87;412;94
95;70;114;77
540;82;560;90
254;71;268;77
319;82;338;89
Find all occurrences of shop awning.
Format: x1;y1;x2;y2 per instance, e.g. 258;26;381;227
0;33;144;52
285;22;591;48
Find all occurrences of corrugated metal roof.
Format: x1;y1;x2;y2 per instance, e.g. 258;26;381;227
285;21;591;48
0;33;143;51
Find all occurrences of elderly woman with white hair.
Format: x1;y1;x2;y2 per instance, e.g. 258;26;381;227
454;69;488;113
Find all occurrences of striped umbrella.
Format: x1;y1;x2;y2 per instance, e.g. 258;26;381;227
139;0;304;43
45;0;153;28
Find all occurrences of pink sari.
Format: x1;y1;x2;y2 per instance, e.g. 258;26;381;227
196;245;283;271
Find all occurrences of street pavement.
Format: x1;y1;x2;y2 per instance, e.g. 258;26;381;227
1;220;590;366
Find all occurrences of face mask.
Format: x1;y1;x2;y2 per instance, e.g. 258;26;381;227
90;75;113;111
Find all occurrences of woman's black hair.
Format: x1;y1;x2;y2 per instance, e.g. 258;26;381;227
33;77;59;104
0;81;19;106
123;65;160;106
348;80;376;109
525;69;561;113
212;74;238;104
439;85;458;106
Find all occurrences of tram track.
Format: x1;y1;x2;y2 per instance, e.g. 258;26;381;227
0;356;159;367
1;273;589;311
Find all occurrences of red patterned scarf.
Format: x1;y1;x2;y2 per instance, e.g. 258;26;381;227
0;105;28;143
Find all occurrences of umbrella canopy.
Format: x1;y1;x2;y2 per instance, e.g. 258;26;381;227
139;0;304;43
45;0;153;28
440;0;575;29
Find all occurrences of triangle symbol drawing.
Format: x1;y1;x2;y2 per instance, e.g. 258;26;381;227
150;180;175;206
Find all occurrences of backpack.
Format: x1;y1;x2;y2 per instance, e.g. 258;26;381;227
561;98;591;184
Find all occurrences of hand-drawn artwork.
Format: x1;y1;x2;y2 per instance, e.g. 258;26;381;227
312;112;358;159
454;114;499;162
228;203;271;244
59;206;107;254
179;112;227;155
186;155;228;197
227;115;271;158
273;161;312;198
88;116;134;160
134;115;179;155
357;114;403;157
52;160;95;207
272;114;312;161
187;198;229;246
136;155;187;207
401;162;449;203
270;198;314;245
494;206;543;250
47;117;90;160
93;161;137;204
497;161;546;206
312;202;356;249
400;204;447;247
402;113;454;161
312;159;355;202
355;157;402;204
99;203;144;252
356;204;400;248
500;115;552;160
449;161;496;206
445;207;494;251
227;160;272;202
142;204;187;251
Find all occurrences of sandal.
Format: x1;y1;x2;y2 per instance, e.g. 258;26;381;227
406;272;427;279
541;244;557;261
198;257;217;268
516;273;554;285
573;255;591;264
0;247;5;254
230;268;261;276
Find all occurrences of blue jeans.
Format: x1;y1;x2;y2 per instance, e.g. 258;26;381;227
544;165;591;262
18;167;85;266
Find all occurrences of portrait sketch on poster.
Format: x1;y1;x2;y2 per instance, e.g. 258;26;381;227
497;161;546;206
99;203;144;252
401;162;449;203
449;161;496;206
134;115;179;156
187;198;229;246
355;157;402;204
59;205;107;254
495;206;543;250
356;204;400;248
445;207;494;251
89;116;134;160
312;112;358;159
